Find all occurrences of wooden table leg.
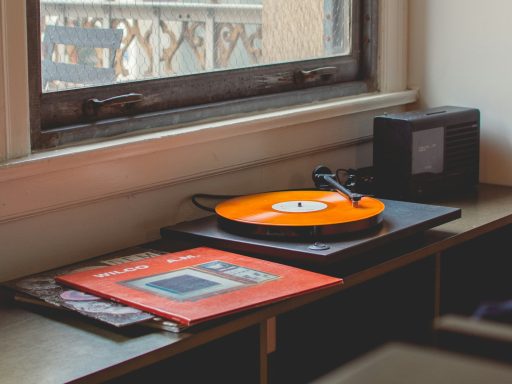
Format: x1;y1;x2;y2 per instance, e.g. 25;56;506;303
259;317;276;384
434;252;442;318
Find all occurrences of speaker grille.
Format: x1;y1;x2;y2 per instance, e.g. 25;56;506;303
445;122;479;173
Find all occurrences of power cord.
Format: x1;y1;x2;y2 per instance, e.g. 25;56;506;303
191;193;241;213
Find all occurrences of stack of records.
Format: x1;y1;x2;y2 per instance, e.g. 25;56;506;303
2;247;187;332
3;246;342;331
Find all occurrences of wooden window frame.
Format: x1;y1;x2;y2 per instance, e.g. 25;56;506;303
27;0;378;150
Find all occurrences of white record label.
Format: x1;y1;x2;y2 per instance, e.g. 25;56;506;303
271;200;328;213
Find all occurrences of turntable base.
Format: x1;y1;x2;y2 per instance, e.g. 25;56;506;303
161;199;461;265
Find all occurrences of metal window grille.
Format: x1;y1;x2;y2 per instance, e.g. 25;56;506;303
27;0;378;150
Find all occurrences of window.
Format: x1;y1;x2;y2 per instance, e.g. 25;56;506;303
27;0;378;150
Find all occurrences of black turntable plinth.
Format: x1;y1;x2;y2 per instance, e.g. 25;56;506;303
160;199;461;266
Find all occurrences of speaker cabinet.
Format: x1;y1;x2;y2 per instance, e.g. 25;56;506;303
373;106;480;201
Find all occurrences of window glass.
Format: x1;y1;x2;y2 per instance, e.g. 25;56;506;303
40;0;351;92
28;0;377;150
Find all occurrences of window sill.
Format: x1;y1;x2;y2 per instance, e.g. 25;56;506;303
0;89;417;223
2;90;416;179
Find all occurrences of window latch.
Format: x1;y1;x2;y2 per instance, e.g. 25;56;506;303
84;93;144;115
294;66;337;83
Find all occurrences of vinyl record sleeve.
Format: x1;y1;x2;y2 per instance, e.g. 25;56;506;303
2;247;167;327
56;247;342;326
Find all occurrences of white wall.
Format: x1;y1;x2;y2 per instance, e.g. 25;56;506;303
408;0;512;185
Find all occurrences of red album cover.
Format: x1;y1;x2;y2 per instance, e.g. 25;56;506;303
56;247;342;326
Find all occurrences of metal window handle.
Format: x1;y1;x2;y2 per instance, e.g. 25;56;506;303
295;66;337;83
87;93;144;108
84;93;144;117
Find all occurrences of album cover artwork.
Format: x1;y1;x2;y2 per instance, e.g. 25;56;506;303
56;247;343;327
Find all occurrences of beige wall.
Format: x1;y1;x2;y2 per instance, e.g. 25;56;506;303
408;0;512;185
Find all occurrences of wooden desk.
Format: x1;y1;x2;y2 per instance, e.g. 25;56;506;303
2;184;512;383
343;183;512;290
0;279;345;384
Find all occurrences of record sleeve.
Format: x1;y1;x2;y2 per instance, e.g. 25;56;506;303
56;247;343;327
2;248;167;327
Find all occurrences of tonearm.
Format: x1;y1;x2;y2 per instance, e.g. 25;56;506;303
312;165;364;208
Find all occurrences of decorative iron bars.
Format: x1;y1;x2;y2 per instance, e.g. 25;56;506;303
39;0;350;92
40;0;263;91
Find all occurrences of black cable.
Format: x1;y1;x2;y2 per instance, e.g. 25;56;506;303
191;188;320;213
191;193;241;212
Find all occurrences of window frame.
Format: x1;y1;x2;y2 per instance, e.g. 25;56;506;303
27;0;378;150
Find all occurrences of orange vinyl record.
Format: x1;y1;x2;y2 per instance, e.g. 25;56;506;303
215;190;385;238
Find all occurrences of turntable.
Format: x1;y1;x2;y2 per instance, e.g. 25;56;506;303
161;166;461;265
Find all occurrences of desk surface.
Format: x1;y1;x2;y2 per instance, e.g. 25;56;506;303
2;184;512;384
0;279;341;384
343;183;512;289
426;183;512;241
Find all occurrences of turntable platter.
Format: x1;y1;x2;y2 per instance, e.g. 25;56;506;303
215;190;385;237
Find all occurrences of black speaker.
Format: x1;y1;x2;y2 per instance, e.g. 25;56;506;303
373;106;480;201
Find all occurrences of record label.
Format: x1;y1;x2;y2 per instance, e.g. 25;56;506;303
272;200;328;213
